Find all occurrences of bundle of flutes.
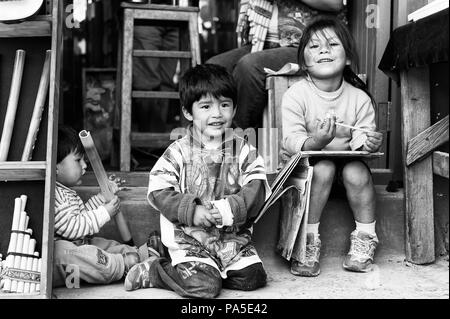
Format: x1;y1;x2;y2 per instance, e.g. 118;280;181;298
249;0;273;53
236;0;273;52
0;195;41;294
236;0;250;46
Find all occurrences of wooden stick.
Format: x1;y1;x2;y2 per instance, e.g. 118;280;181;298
21;50;51;161
0;50;26;161
79;130;133;243
335;122;376;134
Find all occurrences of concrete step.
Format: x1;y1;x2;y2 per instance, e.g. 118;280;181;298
74;185;405;260
56;184;449;300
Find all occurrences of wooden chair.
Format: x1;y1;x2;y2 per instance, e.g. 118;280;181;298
261;74;302;174
119;3;201;171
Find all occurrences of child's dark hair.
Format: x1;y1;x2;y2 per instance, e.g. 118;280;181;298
179;63;237;114
57;125;85;164
297;17;376;105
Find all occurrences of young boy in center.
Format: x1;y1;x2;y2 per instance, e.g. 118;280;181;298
52;126;153;287
124;64;271;298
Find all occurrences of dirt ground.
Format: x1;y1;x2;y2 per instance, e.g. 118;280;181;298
52;254;449;299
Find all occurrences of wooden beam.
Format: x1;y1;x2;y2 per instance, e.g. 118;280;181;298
400;67;435;264
433;151;449;179
406;115;449;166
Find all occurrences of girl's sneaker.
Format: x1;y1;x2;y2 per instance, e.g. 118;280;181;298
343;230;378;272
290;233;321;277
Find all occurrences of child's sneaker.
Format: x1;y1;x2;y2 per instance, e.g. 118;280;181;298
147;231;165;258
122;252;140;275
290;233;321;277
343;230;379;272
124;256;158;291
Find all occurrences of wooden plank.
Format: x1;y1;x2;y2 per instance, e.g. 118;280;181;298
0;17;51;38
40;0;63;299
301;151;384;158
121;3;199;12
188;11;201;65
131;132;173;148
0;162;46;181
132;91;180;99
81;171;150;187
262;76;278;173
433;151;449;179
400;67;435;264
133;9;194;21
406;115;449;166
133;50;192;58
120;9;134;171
274;76;289;168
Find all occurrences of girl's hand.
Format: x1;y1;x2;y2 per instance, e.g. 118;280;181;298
104;195;120;217
363;131;383;152
210;207;223;227
193;205;217;228
107;174;125;194
311;116;336;149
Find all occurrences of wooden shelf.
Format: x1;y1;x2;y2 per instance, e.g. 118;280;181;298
0;162;46;181
0;16;52;38
0;291;44;299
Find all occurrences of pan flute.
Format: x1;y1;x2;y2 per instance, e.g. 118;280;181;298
0;195;41;294
236;0;273;52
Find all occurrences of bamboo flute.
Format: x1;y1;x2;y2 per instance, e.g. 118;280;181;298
21;50;51;161
10;210;28;292
0;50;26;161
16;229;31;293
23;238;36;293
29;252;40;293
79;130;133;244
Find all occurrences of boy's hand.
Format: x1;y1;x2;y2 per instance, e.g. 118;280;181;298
193;205;217;228
311;116;336;149
363;131;383;153
210;207;223;227
104;195;120;217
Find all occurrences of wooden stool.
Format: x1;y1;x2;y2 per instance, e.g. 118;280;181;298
119;3;201;171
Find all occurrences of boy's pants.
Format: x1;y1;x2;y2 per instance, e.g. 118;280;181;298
53;237;143;288
147;258;267;299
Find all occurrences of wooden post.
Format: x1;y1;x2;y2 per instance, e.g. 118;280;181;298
400;66;435;264
120;8;134;171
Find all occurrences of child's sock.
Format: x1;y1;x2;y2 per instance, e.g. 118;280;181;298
307;222;320;239
355;220;377;237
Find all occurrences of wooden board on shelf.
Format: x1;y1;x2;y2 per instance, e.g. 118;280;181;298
0;16;51;38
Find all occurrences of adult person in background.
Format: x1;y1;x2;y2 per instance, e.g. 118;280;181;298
206;0;346;130
128;0;181;133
